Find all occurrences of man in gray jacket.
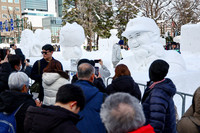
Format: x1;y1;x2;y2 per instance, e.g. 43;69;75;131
112;40;123;68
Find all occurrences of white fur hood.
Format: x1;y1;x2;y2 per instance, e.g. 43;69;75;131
42;73;61;85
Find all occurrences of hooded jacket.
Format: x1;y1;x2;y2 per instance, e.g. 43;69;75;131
177;87;200;133
129;124;155;133
142;78;177;133
106;75;141;101
74;80;106;133
24;105;80;133
42;73;70;105
0;90;36;133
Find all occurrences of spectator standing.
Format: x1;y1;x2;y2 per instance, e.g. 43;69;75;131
0;72;39;133
106;64;141;101
100;92;155;133
74;63;106;133
177;86;200;133
31;44;62;101
24;84;85;133
97;59;111;85
142;59;177;133
112;40;123;68
42;60;70;105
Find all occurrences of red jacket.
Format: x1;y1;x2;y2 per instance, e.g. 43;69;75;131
129;124;155;133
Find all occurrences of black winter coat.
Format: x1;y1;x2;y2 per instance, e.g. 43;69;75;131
142;78;177;133
24;105;81;133
0;90;36;133
106;75;141;101
0;62;12;92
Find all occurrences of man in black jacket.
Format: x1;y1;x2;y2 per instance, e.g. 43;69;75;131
0;72;37;133
24;84;85;133
31;44;62;101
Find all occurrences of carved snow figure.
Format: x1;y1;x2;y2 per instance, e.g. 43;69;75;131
120;17;185;74
59;22;85;61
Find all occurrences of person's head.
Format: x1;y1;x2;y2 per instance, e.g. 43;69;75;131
55;84;85;114
41;44;54;61
77;63;95;82
100;93;145;133
8;54;22;71
8;72;29;93
43;60;69;79
149;59;169;82
77;58;95;68
113;64;131;80
122;17;160;49
171;42;177;49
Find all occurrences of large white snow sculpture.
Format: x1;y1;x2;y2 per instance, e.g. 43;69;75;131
19;29;34;58
59;22;85;60
120;17;186;74
30;29;51;57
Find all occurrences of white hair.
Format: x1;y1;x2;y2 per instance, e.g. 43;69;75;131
100;92;145;133
8;72;29;91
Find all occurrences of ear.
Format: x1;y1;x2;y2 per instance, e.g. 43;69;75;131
21;84;28;93
89;73;95;82
70;101;77;109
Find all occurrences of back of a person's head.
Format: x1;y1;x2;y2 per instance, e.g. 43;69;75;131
77;63;94;80
149;59;169;82
113;64;131;80
100;93;145;133
8;72;29;91
56;84;85;110
42;44;54;52
8;54;21;69
77;58;95;68
43;60;63;72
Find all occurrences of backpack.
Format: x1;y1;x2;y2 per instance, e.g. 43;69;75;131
0;104;24;133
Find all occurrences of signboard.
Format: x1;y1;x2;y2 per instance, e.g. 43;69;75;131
5;20;8;31
0;21;2;32
10;19;14;31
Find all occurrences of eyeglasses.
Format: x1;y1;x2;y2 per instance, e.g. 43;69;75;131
41;51;48;54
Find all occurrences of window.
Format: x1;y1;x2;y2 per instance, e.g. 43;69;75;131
8;0;13;3
1;0;6;2
2;14;7;18
8;7;13;11
15;7;20;11
14;0;19;3
2;6;7;10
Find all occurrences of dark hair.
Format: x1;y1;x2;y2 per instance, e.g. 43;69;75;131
113;64;131;80
42;44;54;52
43;60;69;79
56;84;85;110
8;54;21;69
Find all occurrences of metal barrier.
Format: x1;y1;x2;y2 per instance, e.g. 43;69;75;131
106;77;193;116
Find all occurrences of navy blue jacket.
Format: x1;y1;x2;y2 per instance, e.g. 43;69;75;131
142;78;177;133
74;80;106;133
106;75;141;101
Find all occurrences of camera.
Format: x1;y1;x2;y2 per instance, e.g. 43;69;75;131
10;44;14;48
94;59;101;63
26;59;30;63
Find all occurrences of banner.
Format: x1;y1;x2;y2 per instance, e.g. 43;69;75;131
0;21;2;32
10;19;14;31
5;20;8;31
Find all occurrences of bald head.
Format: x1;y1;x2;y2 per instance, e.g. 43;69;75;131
77;63;94;81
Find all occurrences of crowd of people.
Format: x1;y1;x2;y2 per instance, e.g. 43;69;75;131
0;43;199;133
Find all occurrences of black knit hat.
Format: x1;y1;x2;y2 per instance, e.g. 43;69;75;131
77;59;95;67
149;59;169;82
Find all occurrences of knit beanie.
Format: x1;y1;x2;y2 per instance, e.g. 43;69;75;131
118;40;124;45
149;59;169;82
77;59;95;67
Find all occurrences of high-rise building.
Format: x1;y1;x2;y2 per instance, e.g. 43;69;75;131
21;0;57;29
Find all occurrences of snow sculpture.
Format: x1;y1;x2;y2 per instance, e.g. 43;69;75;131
120;17;186;74
19;29;34;58
59;22;85;60
30;29;51;57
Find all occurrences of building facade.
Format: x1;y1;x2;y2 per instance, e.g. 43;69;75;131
0;0;22;43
